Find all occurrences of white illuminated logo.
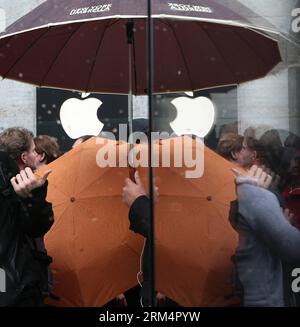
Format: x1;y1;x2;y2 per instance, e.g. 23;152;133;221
59;93;104;139
170;95;215;138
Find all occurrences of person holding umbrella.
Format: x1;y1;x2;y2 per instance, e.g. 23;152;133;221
122;170;171;307
0;127;53;307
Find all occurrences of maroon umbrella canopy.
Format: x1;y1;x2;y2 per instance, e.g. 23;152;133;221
0;0;281;94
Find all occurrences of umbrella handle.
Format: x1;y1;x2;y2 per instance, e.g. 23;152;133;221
129;167;136;183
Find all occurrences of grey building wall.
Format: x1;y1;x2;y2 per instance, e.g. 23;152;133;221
0;0;45;133
237;0;300;137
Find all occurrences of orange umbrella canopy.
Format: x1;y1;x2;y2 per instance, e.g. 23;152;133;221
137;137;238;307
39;137;143;307
39;136;237;307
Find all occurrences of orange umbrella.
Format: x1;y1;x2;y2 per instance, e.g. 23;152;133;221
38;137;143;307
136;136;238;307
39;136;237;307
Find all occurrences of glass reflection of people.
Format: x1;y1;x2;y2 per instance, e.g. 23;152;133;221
217;133;258;169
230;166;300;307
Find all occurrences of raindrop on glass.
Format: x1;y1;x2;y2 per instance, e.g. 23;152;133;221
163;27;168;32
47;110;52;115
177;70;182;76
18;72;23;78
52;104;57;109
119;109;124;114
56;120;61;125
41;104;47;109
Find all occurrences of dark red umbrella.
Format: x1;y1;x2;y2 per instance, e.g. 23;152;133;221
0;0;281;95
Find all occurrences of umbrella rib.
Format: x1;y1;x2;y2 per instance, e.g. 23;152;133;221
72;145;111;194
164;166;233;203
161;20;194;91
197;22;237;84
39;23;84;87
232;27;271;71
85;19;118;93
75;195;121;200
1;28;50;79
48;203;71;232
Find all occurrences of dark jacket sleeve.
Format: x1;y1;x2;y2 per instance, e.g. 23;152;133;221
128;195;150;238
20;181;54;238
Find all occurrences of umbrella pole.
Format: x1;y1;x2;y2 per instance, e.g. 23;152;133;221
126;20;136;182
127;16;156;306
126;20;134;141
147;0;156;307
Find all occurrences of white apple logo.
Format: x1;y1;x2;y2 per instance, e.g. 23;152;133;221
170;95;215;138
59;93;104;139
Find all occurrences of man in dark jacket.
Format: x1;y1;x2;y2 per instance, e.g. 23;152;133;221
122;170;175;307
0;127;54;307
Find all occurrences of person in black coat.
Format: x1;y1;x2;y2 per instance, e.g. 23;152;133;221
0;127;54;307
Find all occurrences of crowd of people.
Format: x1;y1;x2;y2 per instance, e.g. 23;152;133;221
0;125;300;307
